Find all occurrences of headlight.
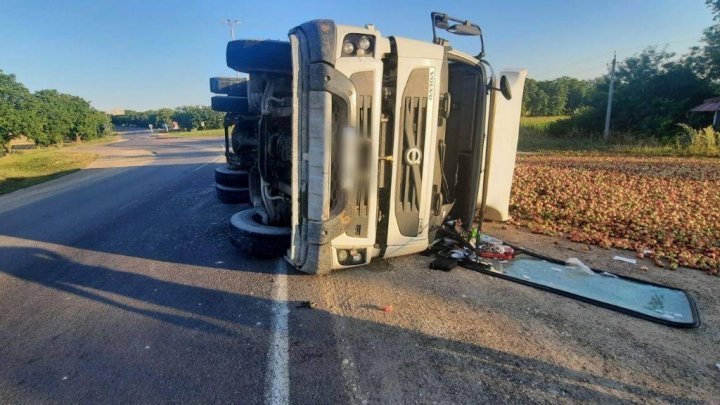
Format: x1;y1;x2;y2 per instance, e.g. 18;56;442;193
341;34;374;57
336;248;367;265
358;36;371;50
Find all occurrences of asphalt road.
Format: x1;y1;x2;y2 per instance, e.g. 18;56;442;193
1;132;717;404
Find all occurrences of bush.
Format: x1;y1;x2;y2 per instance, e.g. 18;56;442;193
676;124;720;156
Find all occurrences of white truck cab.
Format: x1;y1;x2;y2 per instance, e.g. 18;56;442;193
210;13;526;274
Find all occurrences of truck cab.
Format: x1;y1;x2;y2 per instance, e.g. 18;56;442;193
210;13;526;274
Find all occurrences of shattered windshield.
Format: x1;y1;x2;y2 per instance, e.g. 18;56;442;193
488;254;698;327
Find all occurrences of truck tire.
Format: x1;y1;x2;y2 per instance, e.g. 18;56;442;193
216;183;250;204
226;40;292;75
228;208;291;258
215;166;249;188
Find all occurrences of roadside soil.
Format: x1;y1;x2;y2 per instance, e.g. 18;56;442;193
288;222;719;403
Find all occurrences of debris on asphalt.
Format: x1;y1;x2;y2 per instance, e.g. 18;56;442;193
640;266;649;271
297;301;317;309
613;255;637;265
429;257;457;271
381;305;394;313
715;362;720;371
478;234;504;245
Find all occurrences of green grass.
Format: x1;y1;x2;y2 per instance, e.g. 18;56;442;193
517;116;720;157
518;116;600;152
78;135;122;145
0;149;97;195
155;129;224;138
519;115;569;130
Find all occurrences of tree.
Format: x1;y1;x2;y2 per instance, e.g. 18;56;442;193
686;1;720;83
522;76;594;116
172;105;224;130
151;108;174;127
559;48;713;137
522;78;549;116
0;71;40;154
33;90;75;146
560;77;594;113
32;89;110;145
1;71;111;152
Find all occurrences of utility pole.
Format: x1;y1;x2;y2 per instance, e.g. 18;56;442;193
603;52;616;141
221;19;241;78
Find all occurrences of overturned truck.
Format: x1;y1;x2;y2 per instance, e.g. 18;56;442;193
210;13;526;274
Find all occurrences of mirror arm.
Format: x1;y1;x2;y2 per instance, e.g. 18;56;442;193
478;34;485;59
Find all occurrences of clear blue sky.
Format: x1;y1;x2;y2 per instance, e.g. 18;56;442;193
0;0;714;111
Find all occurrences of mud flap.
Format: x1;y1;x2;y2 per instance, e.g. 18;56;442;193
460;251;700;328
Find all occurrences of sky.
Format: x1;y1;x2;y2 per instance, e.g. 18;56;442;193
0;0;714;111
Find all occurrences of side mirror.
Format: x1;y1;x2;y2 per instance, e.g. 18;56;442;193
447;22;482;36
499;75;512;100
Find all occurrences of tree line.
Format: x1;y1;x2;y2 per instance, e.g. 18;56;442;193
522;0;720;139
111;106;224;131
1;71;112;154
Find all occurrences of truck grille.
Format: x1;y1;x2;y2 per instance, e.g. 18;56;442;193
354;94;371;218
398;96;426;210
395;68;430;237
344;72;374;238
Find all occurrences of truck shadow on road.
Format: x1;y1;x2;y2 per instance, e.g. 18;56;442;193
0;245;694;404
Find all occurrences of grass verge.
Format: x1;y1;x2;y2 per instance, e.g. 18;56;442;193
155;129;224;138
79;135;123;145
0;149;97;195
518;116;720;157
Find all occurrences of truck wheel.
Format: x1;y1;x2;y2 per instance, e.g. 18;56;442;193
215;166;249;188
226;40;292;75
216;183;250;204
228;208;291;258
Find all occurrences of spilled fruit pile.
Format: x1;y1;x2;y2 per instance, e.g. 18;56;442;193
509;154;720;274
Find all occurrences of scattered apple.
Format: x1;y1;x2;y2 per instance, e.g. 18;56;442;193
505;153;720;273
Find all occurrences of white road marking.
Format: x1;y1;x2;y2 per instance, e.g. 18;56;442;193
192;155;223;172
265;260;289;405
